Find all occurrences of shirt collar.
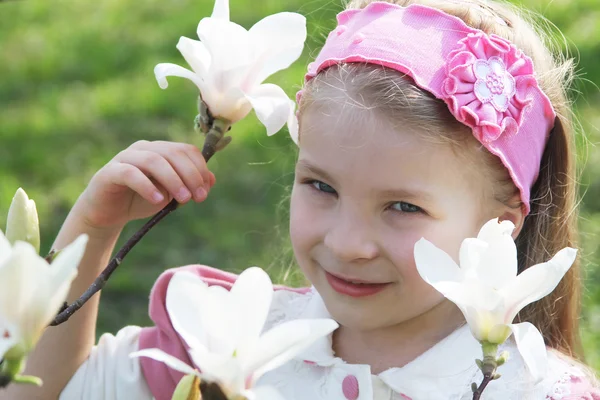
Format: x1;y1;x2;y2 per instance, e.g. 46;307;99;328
294;288;484;395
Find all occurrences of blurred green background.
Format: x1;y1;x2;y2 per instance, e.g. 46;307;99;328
0;0;598;370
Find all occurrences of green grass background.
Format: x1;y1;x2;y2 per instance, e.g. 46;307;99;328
0;0;599;369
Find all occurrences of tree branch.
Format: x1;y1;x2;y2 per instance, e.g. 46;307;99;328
472;372;494;400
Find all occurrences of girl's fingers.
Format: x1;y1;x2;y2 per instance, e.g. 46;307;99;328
118;150;192;203
152;148;207;202
109;163;165;205
154;143;211;202
175;143;214;189
129;140;214;200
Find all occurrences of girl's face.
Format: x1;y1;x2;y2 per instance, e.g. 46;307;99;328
290;104;506;331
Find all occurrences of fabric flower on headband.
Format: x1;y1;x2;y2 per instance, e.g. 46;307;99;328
442;32;537;143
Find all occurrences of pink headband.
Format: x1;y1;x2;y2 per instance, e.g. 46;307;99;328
296;2;556;214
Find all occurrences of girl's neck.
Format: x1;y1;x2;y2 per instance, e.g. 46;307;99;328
332;300;465;374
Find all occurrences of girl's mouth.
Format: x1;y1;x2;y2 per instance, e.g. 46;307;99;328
324;271;391;298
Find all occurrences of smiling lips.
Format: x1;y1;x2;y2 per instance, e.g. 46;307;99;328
325;271;392;297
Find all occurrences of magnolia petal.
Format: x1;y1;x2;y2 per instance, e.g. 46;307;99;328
0;315;18;359
488;323;512;344
230;267;273;352
287;100;299;144
244;318;338;382
166;271;212;352
200;82;251;122
188;347;244;392
248;12;307;85
458;238;487;273
459;304;492;341
244;84;292;135
197;18;254;75
167;272;236;356
154;63;204;91
477;218;514;242
41;234;88;328
433;280;502;313
49;234;87;275
508;322;548;383
245;385;286;400
0;231;12;269
0;242;47;325
4;239;79;349
474;219;518;288
210;0;229;20
500;247;577;322
198;285;238;354
130;348;198;376
414;238;464;286
47;234;87;295
176;37;211;79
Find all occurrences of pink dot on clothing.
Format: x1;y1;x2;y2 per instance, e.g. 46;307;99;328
352;33;365;44
335;25;347;36
303;360;316;365
342;374;359;399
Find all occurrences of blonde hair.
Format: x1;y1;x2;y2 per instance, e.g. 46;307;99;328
298;0;584;359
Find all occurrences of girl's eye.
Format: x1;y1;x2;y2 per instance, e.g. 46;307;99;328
390;201;422;213
310;180;337;195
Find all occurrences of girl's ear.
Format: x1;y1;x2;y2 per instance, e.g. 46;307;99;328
497;193;526;239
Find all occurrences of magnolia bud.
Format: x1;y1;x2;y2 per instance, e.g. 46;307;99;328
475;359;483;370
5;188;40;253
172;374;201;400
496;351;510;366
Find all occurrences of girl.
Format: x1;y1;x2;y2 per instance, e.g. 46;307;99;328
4;0;599;399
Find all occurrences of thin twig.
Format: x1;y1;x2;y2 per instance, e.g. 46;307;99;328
472;373;494;400
44;249;57;264
50;118;230;326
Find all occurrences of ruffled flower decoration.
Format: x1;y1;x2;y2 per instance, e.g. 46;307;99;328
442;32;538;143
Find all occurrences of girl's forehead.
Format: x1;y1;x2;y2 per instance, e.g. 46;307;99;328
299;105;454;165
297;106;488;200
300;103;425;150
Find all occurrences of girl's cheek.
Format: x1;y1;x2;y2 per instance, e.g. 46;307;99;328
290;186;320;247
385;236;421;273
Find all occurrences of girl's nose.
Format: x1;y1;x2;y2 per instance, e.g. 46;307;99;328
323;212;379;262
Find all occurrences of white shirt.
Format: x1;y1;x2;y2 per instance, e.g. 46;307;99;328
60;288;595;400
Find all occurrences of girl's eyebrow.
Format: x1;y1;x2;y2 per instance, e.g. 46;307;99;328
296;160;336;184
378;188;435;203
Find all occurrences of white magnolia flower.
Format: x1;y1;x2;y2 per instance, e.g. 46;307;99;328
132;267;338;400
414;218;577;382
5;188;40;253
0;232;88;361
154;0;306;137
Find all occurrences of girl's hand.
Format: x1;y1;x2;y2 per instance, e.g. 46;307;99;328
76;140;215;230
